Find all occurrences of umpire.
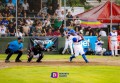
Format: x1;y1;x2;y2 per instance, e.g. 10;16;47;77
5;37;23;63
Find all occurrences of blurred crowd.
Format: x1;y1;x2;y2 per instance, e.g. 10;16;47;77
0;0;120;37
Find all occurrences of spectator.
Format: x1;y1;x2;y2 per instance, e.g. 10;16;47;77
1;18;9;26
69;21;74;29
0;1;5;11
26;17;34;33
22;0;29;14
2;6;10;16
23;11;27;18
38;4;48;16
7;0;14;10
33;22;42;36
61;11;65;21
85;29;89;36
47;5;55;16
42;17;51;28
79;27;84;35
54;16;62;30
117;26;120;35
7;13;14;21
15;29;23;37
7;23;15;36
53;29;61;37
46;28;54;36
55;6;62;17
99;29;107;36
0;12;3;20
18;12;23;17
88;27;95;36
22;23;30;36
0;23;7;37
66;11;73;26
75;27;79;33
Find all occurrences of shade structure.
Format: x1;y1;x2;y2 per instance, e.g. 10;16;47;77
80;19;105;28
77;1;120;23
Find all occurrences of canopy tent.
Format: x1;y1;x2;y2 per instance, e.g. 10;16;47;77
80;19;105;28
77;1;120;23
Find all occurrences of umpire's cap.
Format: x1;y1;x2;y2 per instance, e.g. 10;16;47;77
18;36;22;40
17;37;23;42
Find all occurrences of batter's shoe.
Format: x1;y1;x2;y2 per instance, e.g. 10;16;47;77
5;60;10;63
69;57;73;62
69;55;75;62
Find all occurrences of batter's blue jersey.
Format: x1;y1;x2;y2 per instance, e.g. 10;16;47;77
8;40;23;52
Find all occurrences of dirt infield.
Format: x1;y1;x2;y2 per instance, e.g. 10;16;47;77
0;57;120;69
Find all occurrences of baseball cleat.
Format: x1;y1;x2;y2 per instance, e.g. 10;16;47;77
15;60;22;62
5;60;10;63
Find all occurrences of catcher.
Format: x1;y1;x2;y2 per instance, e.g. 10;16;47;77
27;42;46;63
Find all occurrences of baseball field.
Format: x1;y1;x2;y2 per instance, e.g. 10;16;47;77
0;54;120;83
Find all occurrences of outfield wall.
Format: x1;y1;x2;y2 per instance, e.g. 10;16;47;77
0;37;108;54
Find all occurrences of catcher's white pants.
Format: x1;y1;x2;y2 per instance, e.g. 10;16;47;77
33;54;40;58
62;41;73;55
73;44;85;56
111;41;118;56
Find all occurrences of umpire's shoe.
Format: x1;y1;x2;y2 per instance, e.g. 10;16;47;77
15;60;22;62
5;60;10;63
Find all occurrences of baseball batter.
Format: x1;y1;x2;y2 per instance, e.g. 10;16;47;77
69;33;89;63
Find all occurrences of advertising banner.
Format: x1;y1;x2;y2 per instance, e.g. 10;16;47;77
30;36;58;52
80;36;97;51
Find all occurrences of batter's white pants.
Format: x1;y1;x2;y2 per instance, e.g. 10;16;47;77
62;41;73;55
73;44;85;56
111;41;118;56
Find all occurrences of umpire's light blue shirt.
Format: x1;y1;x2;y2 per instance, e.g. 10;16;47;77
8;40;23;52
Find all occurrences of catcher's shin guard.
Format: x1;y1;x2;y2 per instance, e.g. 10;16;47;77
27;56;33;62
36;53;44;62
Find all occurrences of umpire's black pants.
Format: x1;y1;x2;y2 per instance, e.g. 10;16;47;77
5;49;23;61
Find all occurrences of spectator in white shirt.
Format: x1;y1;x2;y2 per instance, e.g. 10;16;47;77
61;11;65;21
38;4;48;15
26;17;34;34
99;29;107;36
22;0;29;13
7;0;14;10
15;29;23;37
0;24;7;37
55;6;62;17
42;17;51;28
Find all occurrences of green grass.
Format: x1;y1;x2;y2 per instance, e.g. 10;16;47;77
0;54;120;83
0;66;120;83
